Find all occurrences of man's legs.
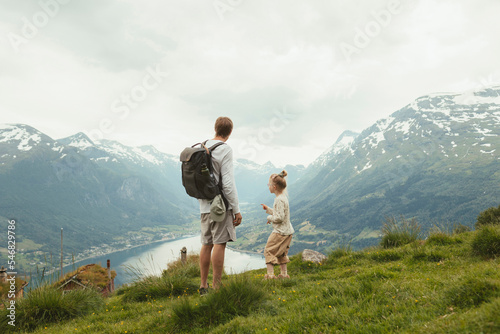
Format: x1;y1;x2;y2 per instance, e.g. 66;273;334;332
212;243;226;289
200;244;213;289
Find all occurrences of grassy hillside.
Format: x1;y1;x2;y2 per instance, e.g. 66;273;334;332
2;226;499;333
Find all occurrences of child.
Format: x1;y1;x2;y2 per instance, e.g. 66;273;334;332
261;170;295;279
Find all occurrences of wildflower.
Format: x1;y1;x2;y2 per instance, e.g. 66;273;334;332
329;305;332;308
158;311;161;313
415;300;418;303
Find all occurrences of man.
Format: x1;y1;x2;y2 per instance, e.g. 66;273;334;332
199;116;242;294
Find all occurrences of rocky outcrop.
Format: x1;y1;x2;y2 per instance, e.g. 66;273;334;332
301;249;327;263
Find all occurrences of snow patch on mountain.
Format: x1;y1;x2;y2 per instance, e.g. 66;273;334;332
360;161;372;173
67;138;93;150
314;131;359;167
97;141;136;162
51;145;64;153
0;124;42;151
132;147;161;165
480;149;496;155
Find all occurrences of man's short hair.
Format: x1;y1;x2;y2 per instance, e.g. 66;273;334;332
215;117;233;138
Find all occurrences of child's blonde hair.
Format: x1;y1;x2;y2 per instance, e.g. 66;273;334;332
270;170;288;190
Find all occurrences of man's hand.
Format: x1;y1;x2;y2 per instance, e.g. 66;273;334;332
233;212;242;226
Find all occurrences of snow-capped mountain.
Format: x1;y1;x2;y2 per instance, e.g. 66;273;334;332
291;86;500;249
0;125;189;258
293;130;360;193
312;130;360;169
0;124;56;165
0;124;305;260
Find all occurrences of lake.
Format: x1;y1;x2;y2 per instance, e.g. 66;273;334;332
61;235;265;287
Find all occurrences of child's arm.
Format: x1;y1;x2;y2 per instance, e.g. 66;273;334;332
261;204;273;215
267;198;285;224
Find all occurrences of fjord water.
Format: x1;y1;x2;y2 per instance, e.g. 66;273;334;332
63;236;265;287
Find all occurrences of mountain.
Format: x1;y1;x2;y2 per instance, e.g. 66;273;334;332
58;134;188;207
234;159;306;204
294;130;359;190
291;86;500;249
0;125;189;269
0;125;305;269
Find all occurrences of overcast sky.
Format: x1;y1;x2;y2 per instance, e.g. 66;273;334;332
1;0;499;166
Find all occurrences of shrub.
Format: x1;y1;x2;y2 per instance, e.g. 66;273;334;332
476;204;500;227
162;254;201;279
119;274;199;302
471;225;500;258
426;232;455;246
171;276;267;331
453;223;471;234
380;216;421;249
0;285;104;332
445;278;499;309
329;242;353;259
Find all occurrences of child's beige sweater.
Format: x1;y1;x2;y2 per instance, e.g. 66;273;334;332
266;193;295;236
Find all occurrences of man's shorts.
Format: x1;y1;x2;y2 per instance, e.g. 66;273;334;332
200;209;236;245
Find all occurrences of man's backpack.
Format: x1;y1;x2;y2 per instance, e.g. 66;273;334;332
180;140;226;201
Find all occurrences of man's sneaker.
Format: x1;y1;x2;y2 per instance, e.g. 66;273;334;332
199;284;210;296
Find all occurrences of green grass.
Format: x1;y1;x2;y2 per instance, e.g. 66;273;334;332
2;228;499;333
0;286;104;332
381;216;421;248
471;225;500;258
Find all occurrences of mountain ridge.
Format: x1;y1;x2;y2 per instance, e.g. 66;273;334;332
290;86;499;249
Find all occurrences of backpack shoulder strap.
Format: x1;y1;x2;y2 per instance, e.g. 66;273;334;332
206;141;228;207
208;141;225;152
